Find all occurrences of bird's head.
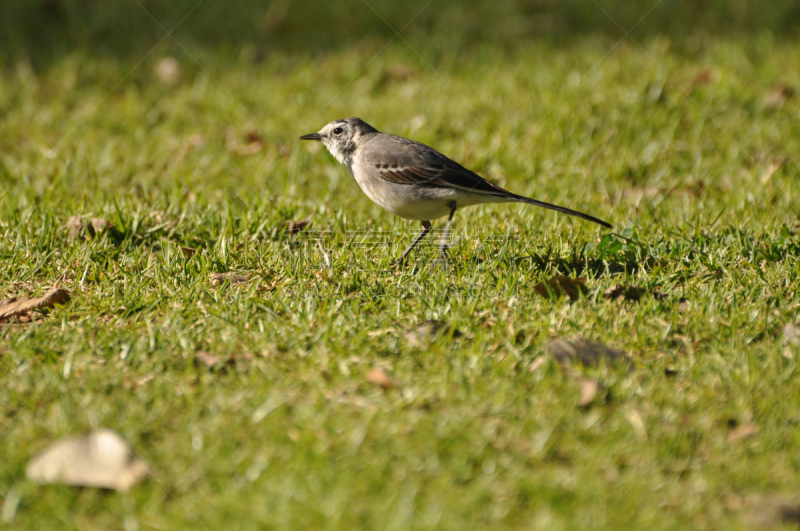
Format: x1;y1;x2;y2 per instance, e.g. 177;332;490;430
300;118;378;165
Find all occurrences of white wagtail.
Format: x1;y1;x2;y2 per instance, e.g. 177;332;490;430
301;118;612;266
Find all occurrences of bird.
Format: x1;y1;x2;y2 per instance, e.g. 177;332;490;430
300;117;611;266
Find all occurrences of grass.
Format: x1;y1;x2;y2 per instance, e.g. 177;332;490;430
2;3;800;529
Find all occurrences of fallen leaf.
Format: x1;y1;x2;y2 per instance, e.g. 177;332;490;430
781;323;800;346
136;374;155;386
180;246;198;258
225;129;265;157
89;218;112;236
380;63;416;83
726;423;759;442
651;289;669;301
209;272;247;287
781;502;800;524
604;284;649;302
576;378;601;407
285;217;312;234
367;368;395;390
621;186;660;204
528;357;547;372
761;158;787;185
684;69;713;95
63;215;84;239
244;131;263;144
0;288;70;322
235;141;263;157
405;320;462;348
625;408;647;441
194;351;253;371
194;350;223;367
154;56;182;85
26;429;148;491
62;216;113;239
763;82;795;109
534;275;587;301
741;494;800;528
547;337;633;369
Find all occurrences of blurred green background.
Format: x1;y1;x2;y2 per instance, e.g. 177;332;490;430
3;0;800;65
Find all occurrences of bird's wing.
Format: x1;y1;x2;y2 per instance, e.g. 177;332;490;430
362;135;510;197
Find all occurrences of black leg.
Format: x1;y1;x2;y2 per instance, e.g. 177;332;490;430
391;220;432;267
437;201;457;262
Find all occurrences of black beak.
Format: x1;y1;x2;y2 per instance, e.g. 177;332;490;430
300;133;322;141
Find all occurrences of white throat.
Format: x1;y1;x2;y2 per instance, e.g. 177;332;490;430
324;140;349;165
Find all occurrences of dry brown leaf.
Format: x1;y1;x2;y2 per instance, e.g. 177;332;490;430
225;129;264;157
381;63;416;83
244;131;263;144
548;337;633;369
741;494;800;528
285;217;312;234
528;357;547;372
136;374;155;386
235;141;264;157
621;186;660;204
625;408;648;441
604;284;649;302
367;368;395;390
194;351;253;371
604;285;668;302
154;56;182;85
405;320;462;348
684;69;713;95
62;216;113;239
761;158;787;185
26;429;148;491
782;323;800;346
781;503;800;524
576;378;601;407
209;272;247;287
533;275;587;301
180;246;198;258
195;350;223;367
0;288;70;322
89;218;112;236
763;82;795;109
726;423;759;442
63;215;84;239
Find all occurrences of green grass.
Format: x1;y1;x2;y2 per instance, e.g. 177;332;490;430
2;3;800;529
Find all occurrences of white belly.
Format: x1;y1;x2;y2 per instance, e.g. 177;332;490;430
349;160;503;220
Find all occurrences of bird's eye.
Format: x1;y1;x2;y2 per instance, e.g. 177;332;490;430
333;127;343;135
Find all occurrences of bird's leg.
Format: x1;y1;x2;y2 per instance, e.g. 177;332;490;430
391;220;432;267
436;201;457;263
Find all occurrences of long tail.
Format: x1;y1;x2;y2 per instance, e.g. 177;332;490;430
510;193;612;229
